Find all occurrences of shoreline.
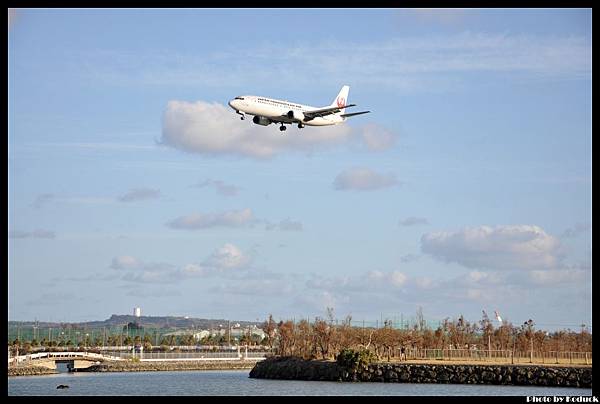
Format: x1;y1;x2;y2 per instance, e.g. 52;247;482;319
8;360;258;377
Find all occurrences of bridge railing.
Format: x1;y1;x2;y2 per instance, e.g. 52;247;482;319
8;351;124;365
101;350;270;361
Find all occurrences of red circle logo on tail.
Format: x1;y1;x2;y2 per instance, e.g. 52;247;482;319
337;97;346;108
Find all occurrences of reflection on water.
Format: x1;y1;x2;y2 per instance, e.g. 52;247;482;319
8;370;593;396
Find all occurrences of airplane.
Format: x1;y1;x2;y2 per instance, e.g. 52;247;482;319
228;85;370;132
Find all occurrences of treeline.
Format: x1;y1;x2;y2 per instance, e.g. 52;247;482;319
258;309;592;361
8;332;264;355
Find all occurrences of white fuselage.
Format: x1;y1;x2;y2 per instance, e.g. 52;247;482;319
228;95;344;126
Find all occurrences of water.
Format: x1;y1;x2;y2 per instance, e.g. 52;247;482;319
7;370;593;396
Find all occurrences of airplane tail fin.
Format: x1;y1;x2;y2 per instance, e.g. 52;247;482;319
331;85;350;115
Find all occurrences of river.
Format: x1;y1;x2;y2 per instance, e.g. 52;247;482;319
7;369;593;396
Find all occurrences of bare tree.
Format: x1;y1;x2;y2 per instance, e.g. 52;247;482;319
276;320;296;356
260;314;277;351
313;318;333;359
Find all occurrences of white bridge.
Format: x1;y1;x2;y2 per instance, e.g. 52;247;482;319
8;351;124;371
9;349;269;370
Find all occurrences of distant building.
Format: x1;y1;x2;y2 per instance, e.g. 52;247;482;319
134;307;141;317
163;326;266;342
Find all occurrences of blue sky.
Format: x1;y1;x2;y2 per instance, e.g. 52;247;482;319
8;8;591;331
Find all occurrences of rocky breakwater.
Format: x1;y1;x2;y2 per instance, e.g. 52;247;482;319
81;360;257;373
249;356;592;388
8;365;58;376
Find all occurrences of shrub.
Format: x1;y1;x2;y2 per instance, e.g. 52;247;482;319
336;348;376;372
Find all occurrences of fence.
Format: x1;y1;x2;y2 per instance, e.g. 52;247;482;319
7;326;186;345
404;348;591;365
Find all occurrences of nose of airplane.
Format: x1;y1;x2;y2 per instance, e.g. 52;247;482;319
228;99;236;109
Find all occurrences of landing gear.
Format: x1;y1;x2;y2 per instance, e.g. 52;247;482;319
236;110;245;120
279;125;287;132
298;123;304;129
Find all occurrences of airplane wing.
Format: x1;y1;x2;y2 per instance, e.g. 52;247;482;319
340;111;370;118
303;104;357;121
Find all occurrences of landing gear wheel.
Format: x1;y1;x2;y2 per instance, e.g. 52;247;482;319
279;125;286;132
298;123;304;129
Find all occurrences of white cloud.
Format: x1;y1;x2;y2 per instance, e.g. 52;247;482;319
109;243;252;284
167;208;256;230
364;270;407;289
466;288;486;301
161;100;353;159
421;225;564;271
528;268;589;286
122;269;176;284
179;263;208;277
118;188;161;202
293;290;342;313
110;255;143;270
390;271;408;287
467;270;488;282
414;276;434;289
205;243;251;271
80;32;589;92
333;167;398;191
308;270;409;294
161;100;398;159
109;256;176;284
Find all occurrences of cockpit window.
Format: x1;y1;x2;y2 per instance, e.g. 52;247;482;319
235;97;245;100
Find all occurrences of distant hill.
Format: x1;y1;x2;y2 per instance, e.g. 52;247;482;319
8;315;261;331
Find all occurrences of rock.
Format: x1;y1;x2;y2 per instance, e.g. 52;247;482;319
245;357;591;388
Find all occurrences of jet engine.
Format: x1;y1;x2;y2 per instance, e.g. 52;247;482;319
252;116;272;126
287;110;305;122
